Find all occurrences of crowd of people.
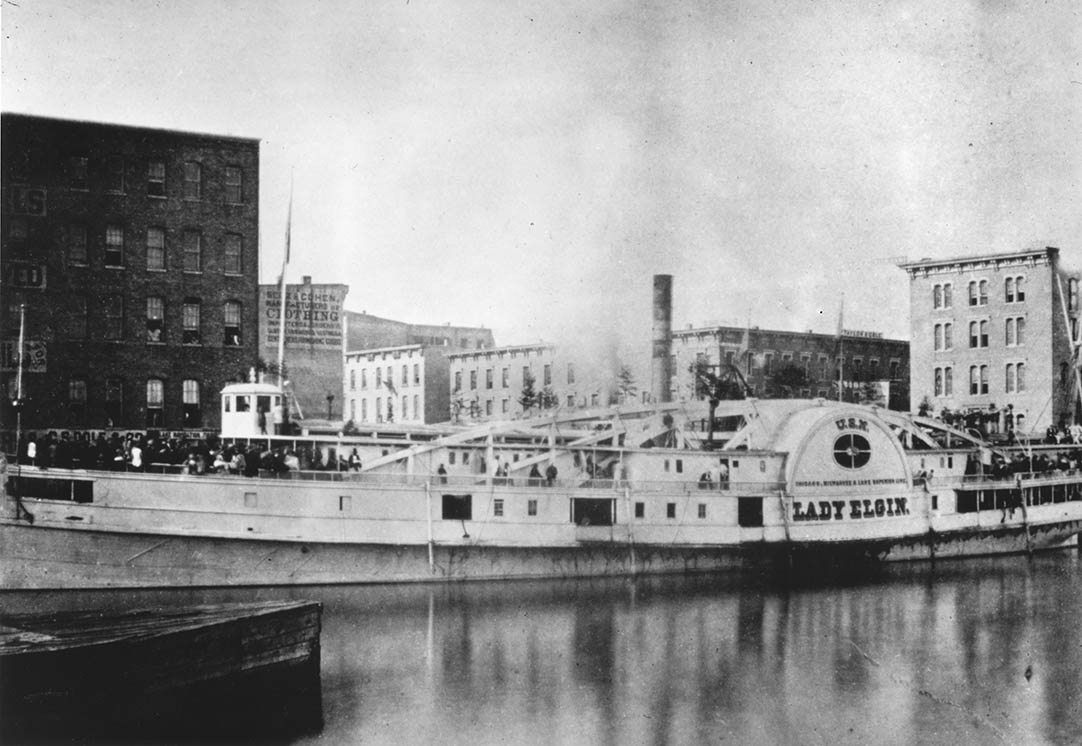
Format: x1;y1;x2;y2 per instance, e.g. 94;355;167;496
13;432;367;478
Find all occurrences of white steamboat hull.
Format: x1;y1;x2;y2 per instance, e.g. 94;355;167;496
2;512;1079;590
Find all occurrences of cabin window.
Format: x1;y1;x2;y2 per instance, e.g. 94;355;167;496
244;492;257;508
493;499;504;517
572;498;614;526
528;499;537;516
6;476;93;503
666;503;676;519
698;504;707;519
675;459;683;474
931;494;938;511
449;451;456;465
339;495;351;512
442;494;472;521
737;497;763;527
635;502;644;518
236;395;250;412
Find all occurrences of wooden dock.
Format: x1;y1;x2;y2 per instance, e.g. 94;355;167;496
0;600;322;743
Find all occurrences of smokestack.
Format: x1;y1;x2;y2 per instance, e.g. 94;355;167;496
652;274;673;404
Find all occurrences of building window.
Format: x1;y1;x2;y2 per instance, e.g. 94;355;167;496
543;364;552;386
183;161;202;199
486;369;493;389
522;366;530;386
361;399;367;422
223;301;243;346
362;369;369;389
148;160;166;197
567;363;575;384
103;295;124;340
979;280;988;305
413;394;419;420
402;395;408;420
935;368;943;397
223;234;242;274
1005;277;1015;303
376;368;383;388
501;367;509;388
69;296;88;339
470;370;477;390
183;379;201;427
105;224;125;267
944;367;953;396
1015;277;1025;302
567;395;575;407
146;227;166;270
68;223;88;265
146;378;165;427
414;364;420;385
105;378;123;426
1070;278;1079;313
969;366;979;395
146;296;165;343
402;365;409;386
68;378;87;424
1006;318;1016;346
933;284;942;308
486;400;493;416
1016;362;1025;392
1006;364;1016;394
350;370;356;391
183;230;202;272
349;399;356;421
70;156;88;190
106;155;125;192
182;299;201;344
224;166;243;204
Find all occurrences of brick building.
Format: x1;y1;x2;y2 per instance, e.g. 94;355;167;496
671;325;910;410
900;247;1079;436
1;114;260;434
345;310;493;352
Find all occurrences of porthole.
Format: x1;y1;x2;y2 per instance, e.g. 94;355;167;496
833;434;871;469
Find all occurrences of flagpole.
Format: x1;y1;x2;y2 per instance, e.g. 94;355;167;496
836;296;845;402
276;172;294;388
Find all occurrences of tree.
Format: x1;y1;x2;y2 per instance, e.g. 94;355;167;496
917;396;933;417
689;359;749;444
766;363;808;398
615;364;637;405
858;379;885;406
450;387;466;424
538;386;559;411
518;370;538;416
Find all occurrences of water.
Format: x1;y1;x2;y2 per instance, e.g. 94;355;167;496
4;552;1081;746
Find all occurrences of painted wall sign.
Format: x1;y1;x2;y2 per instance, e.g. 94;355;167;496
260;284;347;349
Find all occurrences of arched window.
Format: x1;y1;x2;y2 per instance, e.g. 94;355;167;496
933;285;943;309
944;367;953;396
1016;363;1025;392
1006;364;1016;393
978;280;988;305
969;321;979;348
934;368;944;396
968;281;978;306
1005;277;1015;303
1006;318;1015;346
969;366;979;395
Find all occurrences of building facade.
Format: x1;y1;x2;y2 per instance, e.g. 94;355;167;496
900;247;1079;436
343;344;450;425
447;344;621;422
1;114;260;435
259;276;349;421
671;325;910;410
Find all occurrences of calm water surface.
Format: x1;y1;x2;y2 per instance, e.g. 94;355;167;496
4;552;1081;746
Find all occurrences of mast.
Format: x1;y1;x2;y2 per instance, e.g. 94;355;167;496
12;303;32;522
276;173;294;388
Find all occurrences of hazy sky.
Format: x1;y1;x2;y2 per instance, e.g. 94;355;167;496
3;0;1079;361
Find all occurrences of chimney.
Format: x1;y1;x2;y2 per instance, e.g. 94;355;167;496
652;274;673;404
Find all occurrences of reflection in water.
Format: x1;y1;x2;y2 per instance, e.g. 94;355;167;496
3;553;1080;746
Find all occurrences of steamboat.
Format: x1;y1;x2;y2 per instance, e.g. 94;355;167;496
3;384;1081;590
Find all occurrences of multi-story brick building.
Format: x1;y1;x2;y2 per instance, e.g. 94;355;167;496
345;311;493;352
1;114;260;434
343;344;451;425
671;325;910;410
900;247;1079;436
